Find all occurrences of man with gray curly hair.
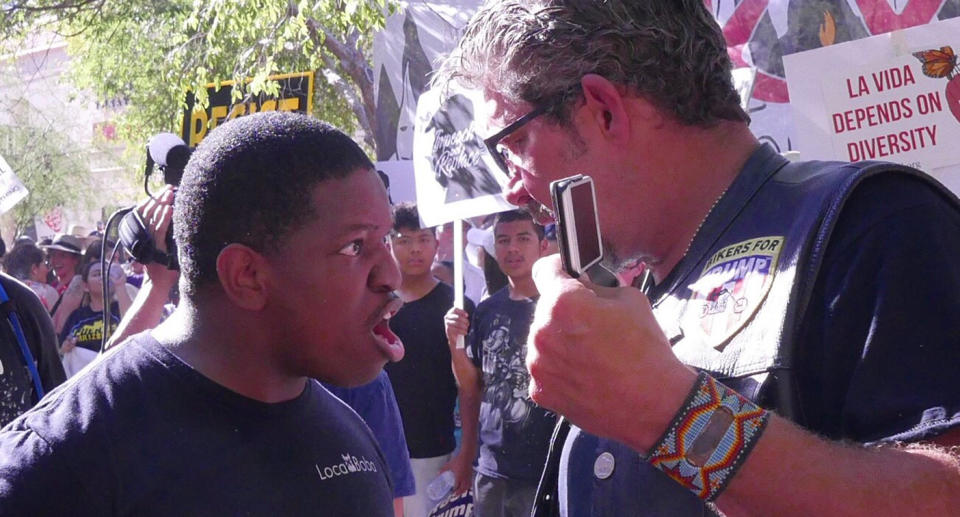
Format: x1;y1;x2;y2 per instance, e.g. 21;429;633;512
437;1;960;516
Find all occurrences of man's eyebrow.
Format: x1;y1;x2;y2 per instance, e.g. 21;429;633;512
497;230;534;238
336;223;381;236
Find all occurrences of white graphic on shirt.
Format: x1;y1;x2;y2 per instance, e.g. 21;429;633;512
315;453;379;480
480;314;535;425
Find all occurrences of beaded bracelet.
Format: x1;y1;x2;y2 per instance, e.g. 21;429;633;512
644;372;770;501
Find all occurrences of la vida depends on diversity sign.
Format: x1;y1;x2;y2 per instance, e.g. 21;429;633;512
785;17;960;173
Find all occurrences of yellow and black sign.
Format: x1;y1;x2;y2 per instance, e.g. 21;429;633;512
180;71;315;147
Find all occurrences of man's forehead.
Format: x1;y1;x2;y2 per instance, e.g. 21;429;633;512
392;227;435;238
479;89;528;132
495;219;537;236
311;170;392;232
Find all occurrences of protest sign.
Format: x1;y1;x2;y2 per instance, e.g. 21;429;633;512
34;206;64;242
0;154;30;215
375;160;417;206
181;71;314;147
784;17;960;190
412;86;512;227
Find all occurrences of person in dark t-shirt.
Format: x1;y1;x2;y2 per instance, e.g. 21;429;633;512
386;203;476;517
0;113;403;515
57;261;128;377
445;210;555;516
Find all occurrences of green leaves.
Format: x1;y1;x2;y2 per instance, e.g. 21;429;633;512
0;117;95;234
4;0;394;156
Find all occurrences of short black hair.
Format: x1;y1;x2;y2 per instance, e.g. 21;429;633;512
494;209;544;240
3;242;44;280
80;260;99;282
174;112;374;296
391;202;432;235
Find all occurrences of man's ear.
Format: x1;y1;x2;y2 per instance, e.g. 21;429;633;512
216;244;270;311
580;74;631;142
580;74;662;142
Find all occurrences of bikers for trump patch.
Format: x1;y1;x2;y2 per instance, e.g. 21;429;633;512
683;236;784;351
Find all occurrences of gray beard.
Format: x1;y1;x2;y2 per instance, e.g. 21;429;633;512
602;242;630;272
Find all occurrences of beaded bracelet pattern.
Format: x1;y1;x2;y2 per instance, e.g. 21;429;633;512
645;372;770;501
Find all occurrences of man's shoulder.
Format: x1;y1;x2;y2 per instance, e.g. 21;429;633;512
432;280;455;299
476;287;531;314
475;287;509;311
0;416;101;513
849;166;956;208
6;335;162;439
830;169;959;247
420;281;474;311
0;273;47;314
0;349;142;494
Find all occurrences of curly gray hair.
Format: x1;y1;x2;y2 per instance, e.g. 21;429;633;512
433;0;747;127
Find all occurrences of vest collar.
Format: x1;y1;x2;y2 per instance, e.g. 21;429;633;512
653;144;789;305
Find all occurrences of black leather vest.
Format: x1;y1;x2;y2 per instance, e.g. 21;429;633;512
532;145;959;517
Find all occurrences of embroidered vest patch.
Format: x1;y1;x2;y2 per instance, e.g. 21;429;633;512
684;236;784;351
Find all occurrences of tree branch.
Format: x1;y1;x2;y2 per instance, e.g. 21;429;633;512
304;17;379;154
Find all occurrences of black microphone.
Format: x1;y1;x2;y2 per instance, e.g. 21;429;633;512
147;133;191;186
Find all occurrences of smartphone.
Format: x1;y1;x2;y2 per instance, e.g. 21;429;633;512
551;175;617;286
551;174;602;278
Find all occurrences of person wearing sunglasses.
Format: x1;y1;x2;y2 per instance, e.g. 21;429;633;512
437;1;960;516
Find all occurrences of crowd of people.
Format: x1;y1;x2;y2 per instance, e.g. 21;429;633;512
1;1;959;516
0;231;155;426
0;232;151;386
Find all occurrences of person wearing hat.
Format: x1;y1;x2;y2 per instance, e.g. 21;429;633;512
42;234;83;296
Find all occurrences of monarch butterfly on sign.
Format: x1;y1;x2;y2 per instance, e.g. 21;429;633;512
912;46;957;79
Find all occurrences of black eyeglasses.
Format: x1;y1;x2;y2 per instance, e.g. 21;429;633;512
483;103;553;176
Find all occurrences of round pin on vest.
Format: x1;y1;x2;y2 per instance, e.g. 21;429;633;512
594;452;615;479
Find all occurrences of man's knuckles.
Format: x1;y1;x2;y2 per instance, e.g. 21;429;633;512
536;289;596;335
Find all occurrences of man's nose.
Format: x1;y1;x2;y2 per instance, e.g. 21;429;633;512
503;172;532;207
371;248;401;292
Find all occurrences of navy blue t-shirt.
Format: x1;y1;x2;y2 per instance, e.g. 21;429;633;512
323;370;416;498
58;302;120;352
556;164;960;516
0;334;395;516
467;288;556;483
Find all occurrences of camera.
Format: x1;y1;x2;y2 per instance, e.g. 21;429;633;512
117;133;190;270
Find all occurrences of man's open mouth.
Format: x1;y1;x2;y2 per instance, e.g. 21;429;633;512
372;297;404;362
